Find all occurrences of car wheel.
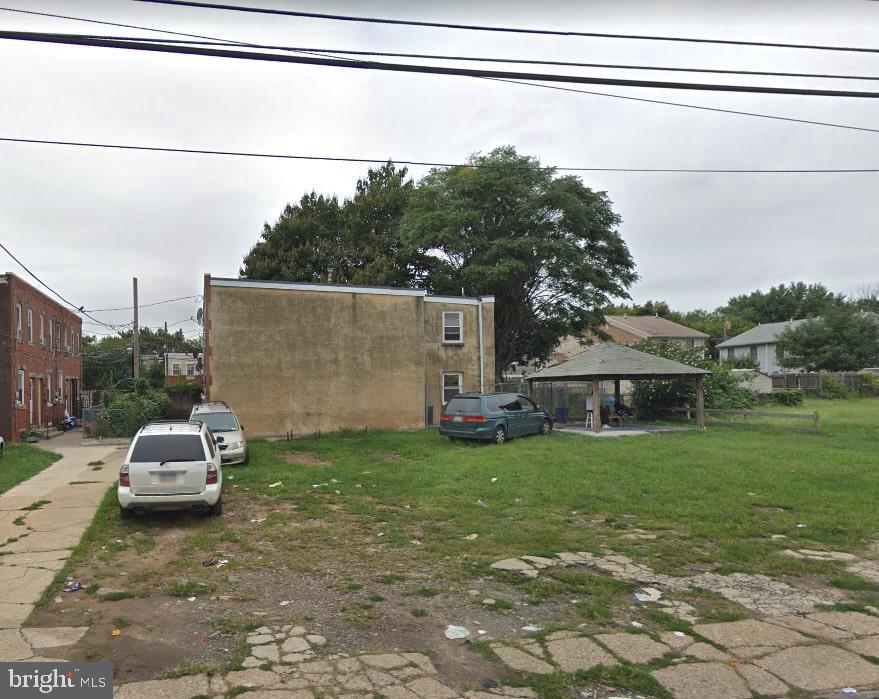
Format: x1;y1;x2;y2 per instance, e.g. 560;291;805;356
493;425;507;445
210;496;223;517
541;419;553;436
119;505;133;520
242;449;249;466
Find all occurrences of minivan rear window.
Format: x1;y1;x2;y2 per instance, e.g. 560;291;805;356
444;397;481;413
130;434;207;463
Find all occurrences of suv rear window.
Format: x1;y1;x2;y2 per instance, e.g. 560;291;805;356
130;434;207;463
444;397;481;413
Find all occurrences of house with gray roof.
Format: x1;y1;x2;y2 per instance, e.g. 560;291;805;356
716;319;808;374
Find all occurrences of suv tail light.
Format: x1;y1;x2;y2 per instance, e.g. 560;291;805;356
206;462;218;485
119;464;130;487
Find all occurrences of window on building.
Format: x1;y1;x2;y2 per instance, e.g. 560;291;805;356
39;314;45;346
186;364;195;377
47;373;52;405
750;345;759;361
15;303;22;341
64;325;69;351
57;370;63;401
55;321;61;350
172;364;181;376
686;338;695;348
17;369;25;405
26;308;33;344
442;372;463;403
48;318;53;350
442;311;463;343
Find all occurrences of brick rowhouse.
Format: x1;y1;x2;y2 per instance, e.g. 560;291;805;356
0;273;83;441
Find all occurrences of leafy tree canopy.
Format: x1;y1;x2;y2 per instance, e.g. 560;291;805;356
83;327;201;390
240;148;637;377
778;307;879;371
722;282;846;325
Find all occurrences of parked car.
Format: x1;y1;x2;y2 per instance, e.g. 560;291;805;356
190;401;248;465
439;392;553;444
118;420;222;519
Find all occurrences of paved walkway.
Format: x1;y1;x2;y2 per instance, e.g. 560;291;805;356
0;432;123;659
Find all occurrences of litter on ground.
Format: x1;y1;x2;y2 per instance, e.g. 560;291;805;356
445;625;471;640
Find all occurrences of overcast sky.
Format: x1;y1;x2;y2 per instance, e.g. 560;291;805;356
1;0;877;336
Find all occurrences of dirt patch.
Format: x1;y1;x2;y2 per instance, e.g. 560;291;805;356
280;452;334;468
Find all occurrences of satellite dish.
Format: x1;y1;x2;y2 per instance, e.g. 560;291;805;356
196;308;204;325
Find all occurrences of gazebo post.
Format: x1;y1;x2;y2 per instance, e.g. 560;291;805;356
614;379;621;408
591;378;601;433
695;375;706;430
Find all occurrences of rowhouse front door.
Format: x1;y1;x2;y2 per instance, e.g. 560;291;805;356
28;377;34;426
36;378;43;426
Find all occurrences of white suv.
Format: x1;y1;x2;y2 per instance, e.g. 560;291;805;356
118;421;222;519
190;401;247;465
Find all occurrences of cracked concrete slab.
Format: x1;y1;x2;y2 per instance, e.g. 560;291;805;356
693;619;811;650
0;628;34;660
755;645;879;691
806;611;879;637
594;633;669;664
544;636;617;672
652;662;751;699
21;626;89;649
767;614;856;641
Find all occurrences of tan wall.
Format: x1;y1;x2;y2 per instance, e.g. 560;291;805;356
207;286;426;436
423;300;494;413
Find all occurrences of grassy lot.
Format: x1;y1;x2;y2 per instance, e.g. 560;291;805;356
0;442;60;495
30;397;879;693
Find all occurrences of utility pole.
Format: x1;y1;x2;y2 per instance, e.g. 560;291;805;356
132;277;140;379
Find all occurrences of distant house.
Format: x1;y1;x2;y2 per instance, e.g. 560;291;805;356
548;315;708;367
165;351;203;385
716;319;807;374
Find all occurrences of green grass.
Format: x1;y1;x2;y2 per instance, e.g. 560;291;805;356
225;398;879;579
411;608;428;617
830;574;879;591
22;499;52;511
0;445;60;496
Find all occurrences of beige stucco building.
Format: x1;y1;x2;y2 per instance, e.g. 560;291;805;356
203;275;494;437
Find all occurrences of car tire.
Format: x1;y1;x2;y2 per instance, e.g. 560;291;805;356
120;505;133;520
210;496;223;517
492;425;507;445
541;419;553;436
242;450;249;466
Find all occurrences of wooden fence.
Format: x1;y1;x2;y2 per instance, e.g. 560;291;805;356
704;408;820;433
771;372;878;395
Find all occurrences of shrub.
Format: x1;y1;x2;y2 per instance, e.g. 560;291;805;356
631;341;758;420
820;373;852;400
94;381;171;437
770;389;805;406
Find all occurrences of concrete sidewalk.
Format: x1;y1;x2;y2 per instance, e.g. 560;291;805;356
0;432;124;637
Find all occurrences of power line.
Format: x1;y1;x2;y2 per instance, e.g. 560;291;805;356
1;8;874;134
492;78;879;135
84;294;201;312
1;136;877;173
135;0;879;55
57;34;879;82
0;240;124;329
3;31;879;98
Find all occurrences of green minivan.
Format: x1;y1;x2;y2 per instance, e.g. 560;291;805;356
439;392;553;444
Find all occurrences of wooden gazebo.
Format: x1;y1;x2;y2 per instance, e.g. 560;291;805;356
526;343;712;432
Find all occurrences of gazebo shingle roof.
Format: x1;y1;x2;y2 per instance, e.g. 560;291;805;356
527;342;711;381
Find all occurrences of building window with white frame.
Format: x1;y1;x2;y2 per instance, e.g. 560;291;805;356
172;363;181;376
55;321;61;350
442;311;463;344
39;314;45;346
442;372;463;404
186;364;195;377
48;318;53;350
57;370;63;402
47;373;52;406
17;369;25;405
15;303;22;341
26;308;33;344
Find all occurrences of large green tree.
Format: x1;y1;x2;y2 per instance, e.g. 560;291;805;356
402;147;637;377
778;307;879;371
240;163;421;285
723;282;846;325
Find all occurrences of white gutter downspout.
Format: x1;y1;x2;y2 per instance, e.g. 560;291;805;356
477;298;485;392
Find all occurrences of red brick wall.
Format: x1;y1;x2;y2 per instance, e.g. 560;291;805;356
0;274;83;441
